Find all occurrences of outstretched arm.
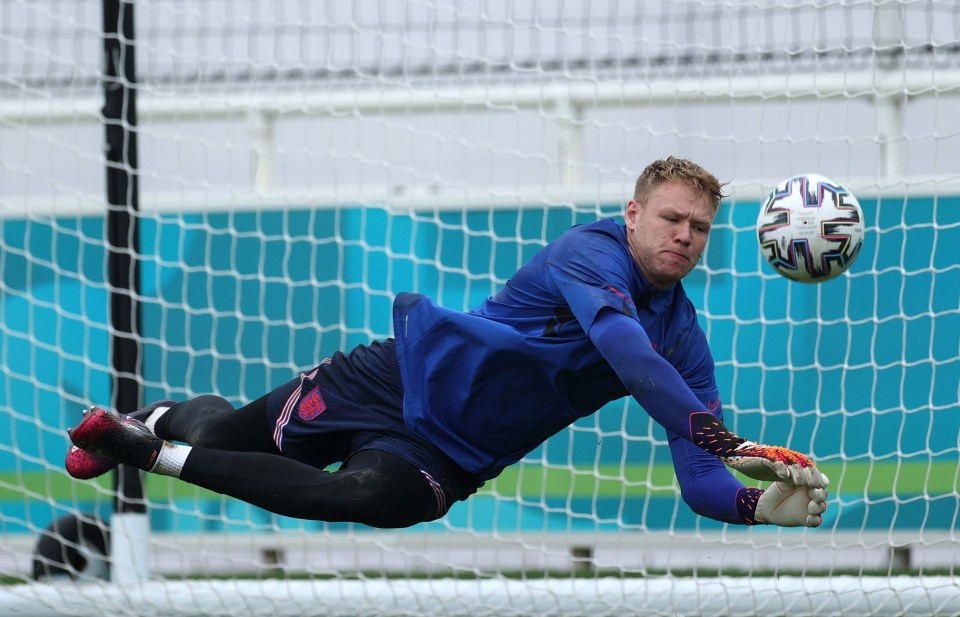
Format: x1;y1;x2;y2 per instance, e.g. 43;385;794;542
669;429;827;527
588;308;828;489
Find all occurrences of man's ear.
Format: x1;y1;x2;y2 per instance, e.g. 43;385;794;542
624;199;641;228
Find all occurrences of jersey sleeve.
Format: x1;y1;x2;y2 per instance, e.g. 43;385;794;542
589;311;749;523
587;308;706;439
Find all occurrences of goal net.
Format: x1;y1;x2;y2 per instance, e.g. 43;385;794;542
1;1;958;616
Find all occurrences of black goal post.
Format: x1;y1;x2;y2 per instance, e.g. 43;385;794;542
102;0;145;527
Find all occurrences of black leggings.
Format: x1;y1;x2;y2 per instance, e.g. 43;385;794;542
154;395;438;528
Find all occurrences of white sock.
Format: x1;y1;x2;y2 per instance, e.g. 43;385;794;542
149;443;192;478
144;406;171;435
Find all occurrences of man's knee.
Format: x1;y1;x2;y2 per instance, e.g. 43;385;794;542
177;395;238;448
337;466;437;528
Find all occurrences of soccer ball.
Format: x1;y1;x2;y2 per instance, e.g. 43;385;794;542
756;174;865;283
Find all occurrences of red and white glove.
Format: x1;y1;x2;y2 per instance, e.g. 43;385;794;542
755;481;828;527
721;441;830;488
690;413;829;489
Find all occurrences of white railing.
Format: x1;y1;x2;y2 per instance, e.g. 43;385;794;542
4;68;960;196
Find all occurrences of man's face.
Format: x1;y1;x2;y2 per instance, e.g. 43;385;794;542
624;180;716;289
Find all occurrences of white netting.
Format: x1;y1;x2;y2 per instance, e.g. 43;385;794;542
1;1;958;616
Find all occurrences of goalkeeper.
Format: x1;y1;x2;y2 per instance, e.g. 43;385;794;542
67;156;828;529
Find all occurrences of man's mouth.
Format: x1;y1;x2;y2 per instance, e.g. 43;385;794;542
664;250;689;263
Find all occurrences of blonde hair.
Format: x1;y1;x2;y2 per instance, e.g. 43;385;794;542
633;157;728;211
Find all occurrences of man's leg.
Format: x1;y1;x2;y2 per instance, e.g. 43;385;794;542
180;448;439;527
66;395;279;479
151;394;279;454
69;409;440;527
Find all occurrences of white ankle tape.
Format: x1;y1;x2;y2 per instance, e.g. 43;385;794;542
150;443;192;478
144;406;171;434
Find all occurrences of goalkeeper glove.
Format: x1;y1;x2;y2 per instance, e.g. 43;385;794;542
689;413;829;489
721;441;830;489
754;481;828;527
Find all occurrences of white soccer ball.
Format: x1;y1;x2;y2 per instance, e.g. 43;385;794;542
756;173;865;283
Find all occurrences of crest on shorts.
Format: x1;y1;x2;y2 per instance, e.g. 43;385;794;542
298;386;327;421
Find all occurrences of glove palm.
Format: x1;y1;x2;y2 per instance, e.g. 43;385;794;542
755;481;828;527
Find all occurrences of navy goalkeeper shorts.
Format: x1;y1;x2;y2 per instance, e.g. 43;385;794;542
264;339;480;513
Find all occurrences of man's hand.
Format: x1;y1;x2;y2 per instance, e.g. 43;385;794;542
721;441;830;488
755;481;828;527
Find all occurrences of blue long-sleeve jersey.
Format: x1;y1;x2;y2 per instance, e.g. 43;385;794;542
393;218;747;524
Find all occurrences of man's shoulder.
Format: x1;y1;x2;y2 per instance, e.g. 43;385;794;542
560;218;624;240
549;218;628;264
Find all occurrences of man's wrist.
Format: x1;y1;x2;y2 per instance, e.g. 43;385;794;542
689;411;746;457
735;486;763;525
